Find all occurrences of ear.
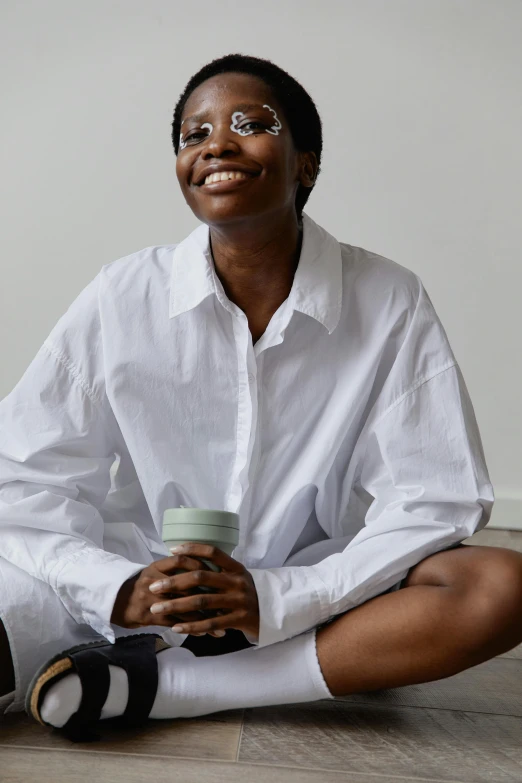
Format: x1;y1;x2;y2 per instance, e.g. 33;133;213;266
299;151;318;188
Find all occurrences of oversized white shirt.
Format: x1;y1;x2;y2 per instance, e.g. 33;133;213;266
0;213;494;649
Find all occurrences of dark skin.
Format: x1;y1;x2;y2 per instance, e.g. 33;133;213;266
111;72;318;641
110;546;260;640
176;72;317;342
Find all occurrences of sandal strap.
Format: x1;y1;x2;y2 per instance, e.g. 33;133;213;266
116;634;160;727
62;647;111;742
61;633;161;741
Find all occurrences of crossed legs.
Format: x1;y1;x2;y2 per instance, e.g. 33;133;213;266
2;544;522;712
316;544;522;696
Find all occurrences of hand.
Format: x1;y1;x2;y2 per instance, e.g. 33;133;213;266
111;552;228;638
147;543;260;642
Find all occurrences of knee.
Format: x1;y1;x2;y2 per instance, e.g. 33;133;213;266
460;547;522;641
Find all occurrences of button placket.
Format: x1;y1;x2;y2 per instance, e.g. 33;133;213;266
226;313;257;523
236;352;265;561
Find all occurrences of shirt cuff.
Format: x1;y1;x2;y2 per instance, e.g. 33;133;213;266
247;565;332;648
52;553;147;643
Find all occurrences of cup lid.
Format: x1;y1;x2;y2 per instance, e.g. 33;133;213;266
162;508;240;529
162;523;239;545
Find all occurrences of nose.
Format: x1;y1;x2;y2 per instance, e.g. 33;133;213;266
202;123;241;159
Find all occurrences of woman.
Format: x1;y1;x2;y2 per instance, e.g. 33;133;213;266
1;53;521;741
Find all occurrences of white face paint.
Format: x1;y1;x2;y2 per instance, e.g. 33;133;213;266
179;121;214;150
263;105;283;135
230;112;252;136
229;105;283;136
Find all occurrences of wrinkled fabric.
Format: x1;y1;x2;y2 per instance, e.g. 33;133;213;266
0;554;193;714
0;213;493;652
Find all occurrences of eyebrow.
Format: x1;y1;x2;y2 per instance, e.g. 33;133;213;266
181;103;268;126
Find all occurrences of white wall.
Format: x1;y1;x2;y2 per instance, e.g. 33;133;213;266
1;0;520;527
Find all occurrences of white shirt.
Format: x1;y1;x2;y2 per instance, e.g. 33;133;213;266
0;213;494;649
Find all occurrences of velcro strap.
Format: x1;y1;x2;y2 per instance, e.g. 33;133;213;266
116;634;159;727
62;647;111;742
62;634;160;739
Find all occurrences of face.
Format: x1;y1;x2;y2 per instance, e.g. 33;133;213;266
175;72;316;227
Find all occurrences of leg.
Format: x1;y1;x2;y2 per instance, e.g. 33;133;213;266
0;618;15;696
0;556;188;716
0;556;103;716
316;545;522;697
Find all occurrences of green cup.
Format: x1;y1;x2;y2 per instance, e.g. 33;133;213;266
162;508;239;596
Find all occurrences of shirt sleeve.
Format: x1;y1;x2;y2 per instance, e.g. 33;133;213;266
0;297;146;643
247;279;494;649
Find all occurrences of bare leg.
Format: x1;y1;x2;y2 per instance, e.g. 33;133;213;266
316;545;522;697
0;618;15;696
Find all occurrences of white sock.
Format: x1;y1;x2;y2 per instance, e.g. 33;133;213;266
40;628;333;727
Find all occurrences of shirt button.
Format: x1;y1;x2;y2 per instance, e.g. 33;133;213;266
247;373;255;384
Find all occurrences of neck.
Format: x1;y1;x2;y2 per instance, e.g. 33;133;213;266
208;210;303;316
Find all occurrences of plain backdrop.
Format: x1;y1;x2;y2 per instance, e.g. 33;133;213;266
1;0;520;527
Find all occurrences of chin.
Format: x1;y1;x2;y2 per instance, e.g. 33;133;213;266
190;199;269;226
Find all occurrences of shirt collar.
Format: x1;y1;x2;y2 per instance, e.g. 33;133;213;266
169;212;343;334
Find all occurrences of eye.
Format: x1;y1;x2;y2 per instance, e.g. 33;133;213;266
239;121;265;132
184;131;207;143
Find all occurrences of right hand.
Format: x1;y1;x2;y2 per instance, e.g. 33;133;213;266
110;554;226;638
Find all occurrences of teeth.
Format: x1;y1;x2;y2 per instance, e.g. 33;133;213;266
204;171;248;185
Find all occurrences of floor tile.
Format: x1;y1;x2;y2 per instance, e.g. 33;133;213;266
337;657;522;716
0;709;243;759
238;700;522;782
0;747;449;783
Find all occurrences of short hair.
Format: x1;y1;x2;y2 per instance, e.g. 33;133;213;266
171;54;322;220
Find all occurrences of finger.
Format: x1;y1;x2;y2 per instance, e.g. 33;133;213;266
155;609;204;624
168;544;245;574
149;594;225;624
165;568;239;595
151;552;214;576
144;605;223;628
164;593;226;620
149;592;238;618
146;610;226;634
170;610;244;636
148;554;215;594
142;610;202;628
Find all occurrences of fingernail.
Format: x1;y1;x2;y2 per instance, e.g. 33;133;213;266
150;604;165;614
170;546;186;553
171;625;184;632
149;581;167;593
214;630;226;637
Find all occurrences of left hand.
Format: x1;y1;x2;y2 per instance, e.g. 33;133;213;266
148;543;260;642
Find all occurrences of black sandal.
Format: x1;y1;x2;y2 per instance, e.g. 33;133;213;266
25;633;171;742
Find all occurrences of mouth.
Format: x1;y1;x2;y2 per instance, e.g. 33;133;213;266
194;169;261;190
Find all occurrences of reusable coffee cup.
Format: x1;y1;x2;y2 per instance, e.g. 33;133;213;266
162;508;239;596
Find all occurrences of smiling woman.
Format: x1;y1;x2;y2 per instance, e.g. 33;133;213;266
171;53;322;228
168;55;325;345
2;51;516;745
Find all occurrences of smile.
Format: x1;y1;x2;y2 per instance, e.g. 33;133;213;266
197;171;259;191
203;170;250;185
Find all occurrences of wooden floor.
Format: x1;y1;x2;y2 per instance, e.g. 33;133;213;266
2;528;522;783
